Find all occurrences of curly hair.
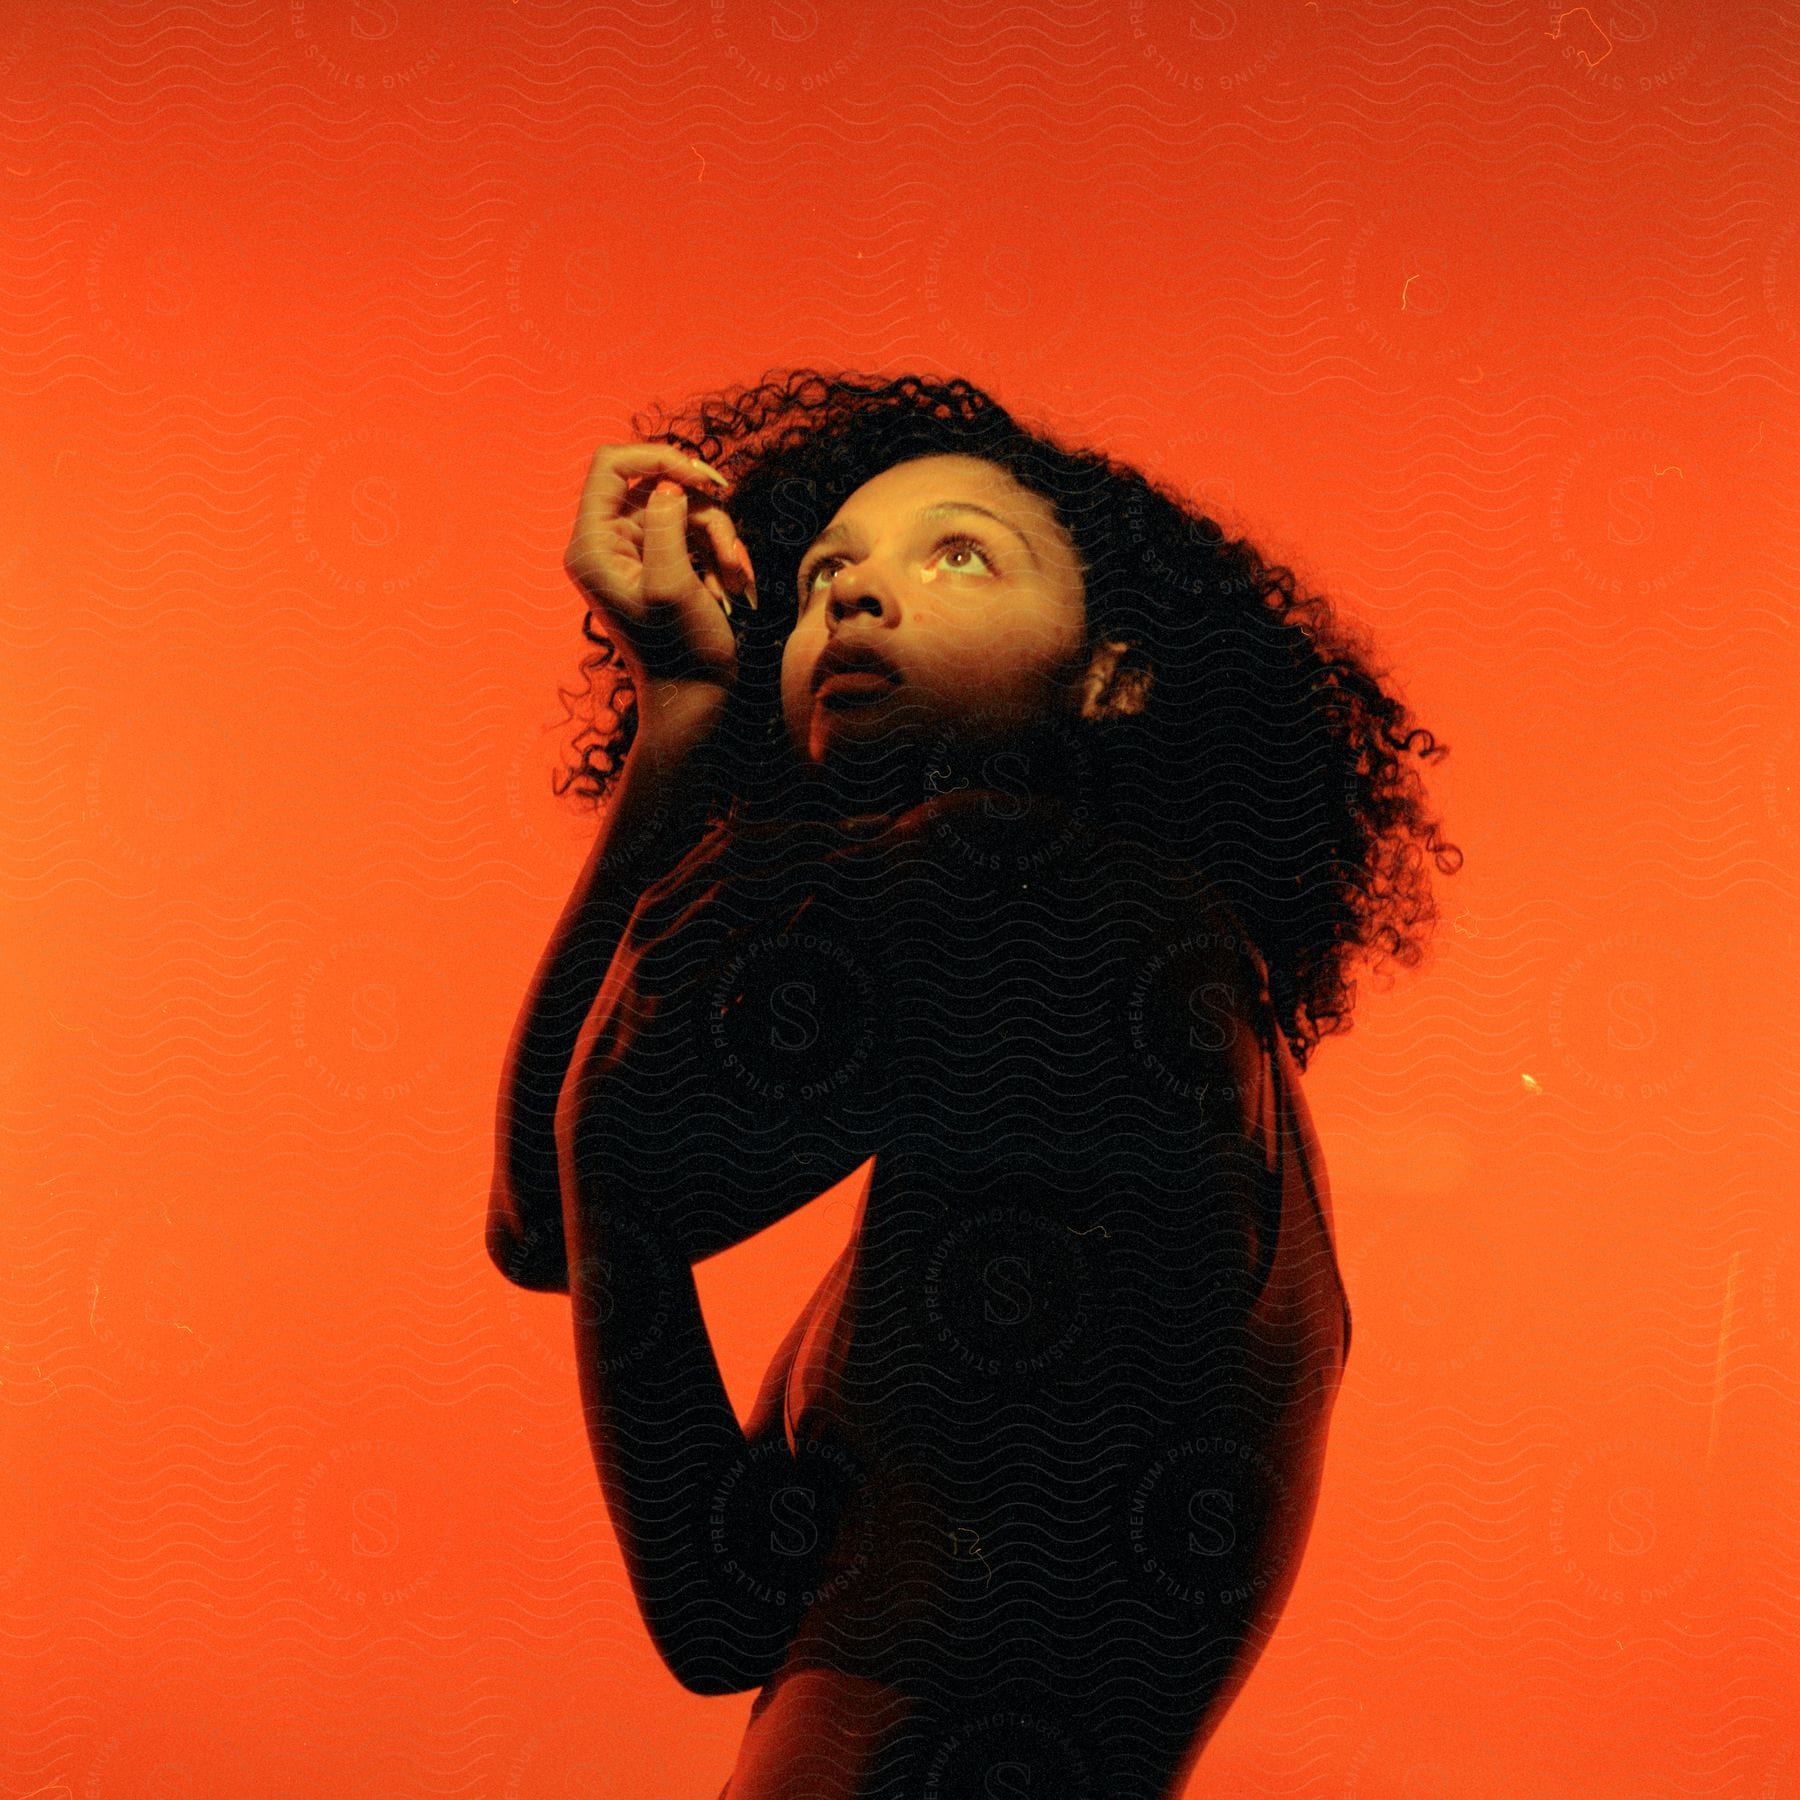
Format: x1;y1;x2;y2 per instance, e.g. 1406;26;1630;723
554;369;1462;1070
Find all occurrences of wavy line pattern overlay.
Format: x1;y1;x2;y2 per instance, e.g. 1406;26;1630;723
1;0;1795;1795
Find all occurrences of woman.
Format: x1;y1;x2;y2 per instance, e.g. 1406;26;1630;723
488;372;1460;1798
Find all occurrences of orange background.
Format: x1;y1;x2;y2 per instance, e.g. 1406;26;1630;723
4;1;1797;1794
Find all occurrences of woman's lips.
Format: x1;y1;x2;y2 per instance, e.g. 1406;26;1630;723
816;670;901;708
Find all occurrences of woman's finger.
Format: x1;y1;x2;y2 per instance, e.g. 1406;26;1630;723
568;444;728;572
580;443;727;524
639;478;702;605
687;503;758;609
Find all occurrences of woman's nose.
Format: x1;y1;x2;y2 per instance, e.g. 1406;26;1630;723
825;562;889;621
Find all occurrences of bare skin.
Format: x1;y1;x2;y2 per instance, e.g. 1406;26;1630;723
488;443;753;1289
779;453;1091;762
492;446;1350;1799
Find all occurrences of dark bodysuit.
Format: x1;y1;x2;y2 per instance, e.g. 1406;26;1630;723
565;788;1351;1800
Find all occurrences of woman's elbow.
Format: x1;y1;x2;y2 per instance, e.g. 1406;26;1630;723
671;1661;763;1698
663;1641;777;1697
485;1209;570;1292
650;1607;790;1695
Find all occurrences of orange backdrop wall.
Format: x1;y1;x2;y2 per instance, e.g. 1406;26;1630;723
4;2;1796;1795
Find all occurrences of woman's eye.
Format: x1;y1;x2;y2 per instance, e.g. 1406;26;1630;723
933;535;994;576
799;535;996;600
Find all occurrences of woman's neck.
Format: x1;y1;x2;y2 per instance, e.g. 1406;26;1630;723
798;738;935;825
801;717;1102;825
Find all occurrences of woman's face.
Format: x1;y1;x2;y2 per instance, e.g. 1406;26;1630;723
779;454;1091;767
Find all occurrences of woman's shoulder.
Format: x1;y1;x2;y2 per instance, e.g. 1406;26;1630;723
874;795;1277;1044
624;793;1271;1020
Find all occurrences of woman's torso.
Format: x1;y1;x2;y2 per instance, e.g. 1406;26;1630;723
594;794;1350;1799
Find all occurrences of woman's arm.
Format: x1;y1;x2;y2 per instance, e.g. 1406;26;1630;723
487;681;727;1291
561;1159;842;1695
490;438;758;1291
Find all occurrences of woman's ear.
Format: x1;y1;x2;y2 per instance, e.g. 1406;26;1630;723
1077;637;1153;721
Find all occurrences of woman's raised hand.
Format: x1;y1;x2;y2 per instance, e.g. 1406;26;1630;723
563;443;759;694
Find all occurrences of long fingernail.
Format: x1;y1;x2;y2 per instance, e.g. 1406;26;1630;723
691;459;729;486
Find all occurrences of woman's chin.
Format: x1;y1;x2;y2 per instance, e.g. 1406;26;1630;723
806;692;936;759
